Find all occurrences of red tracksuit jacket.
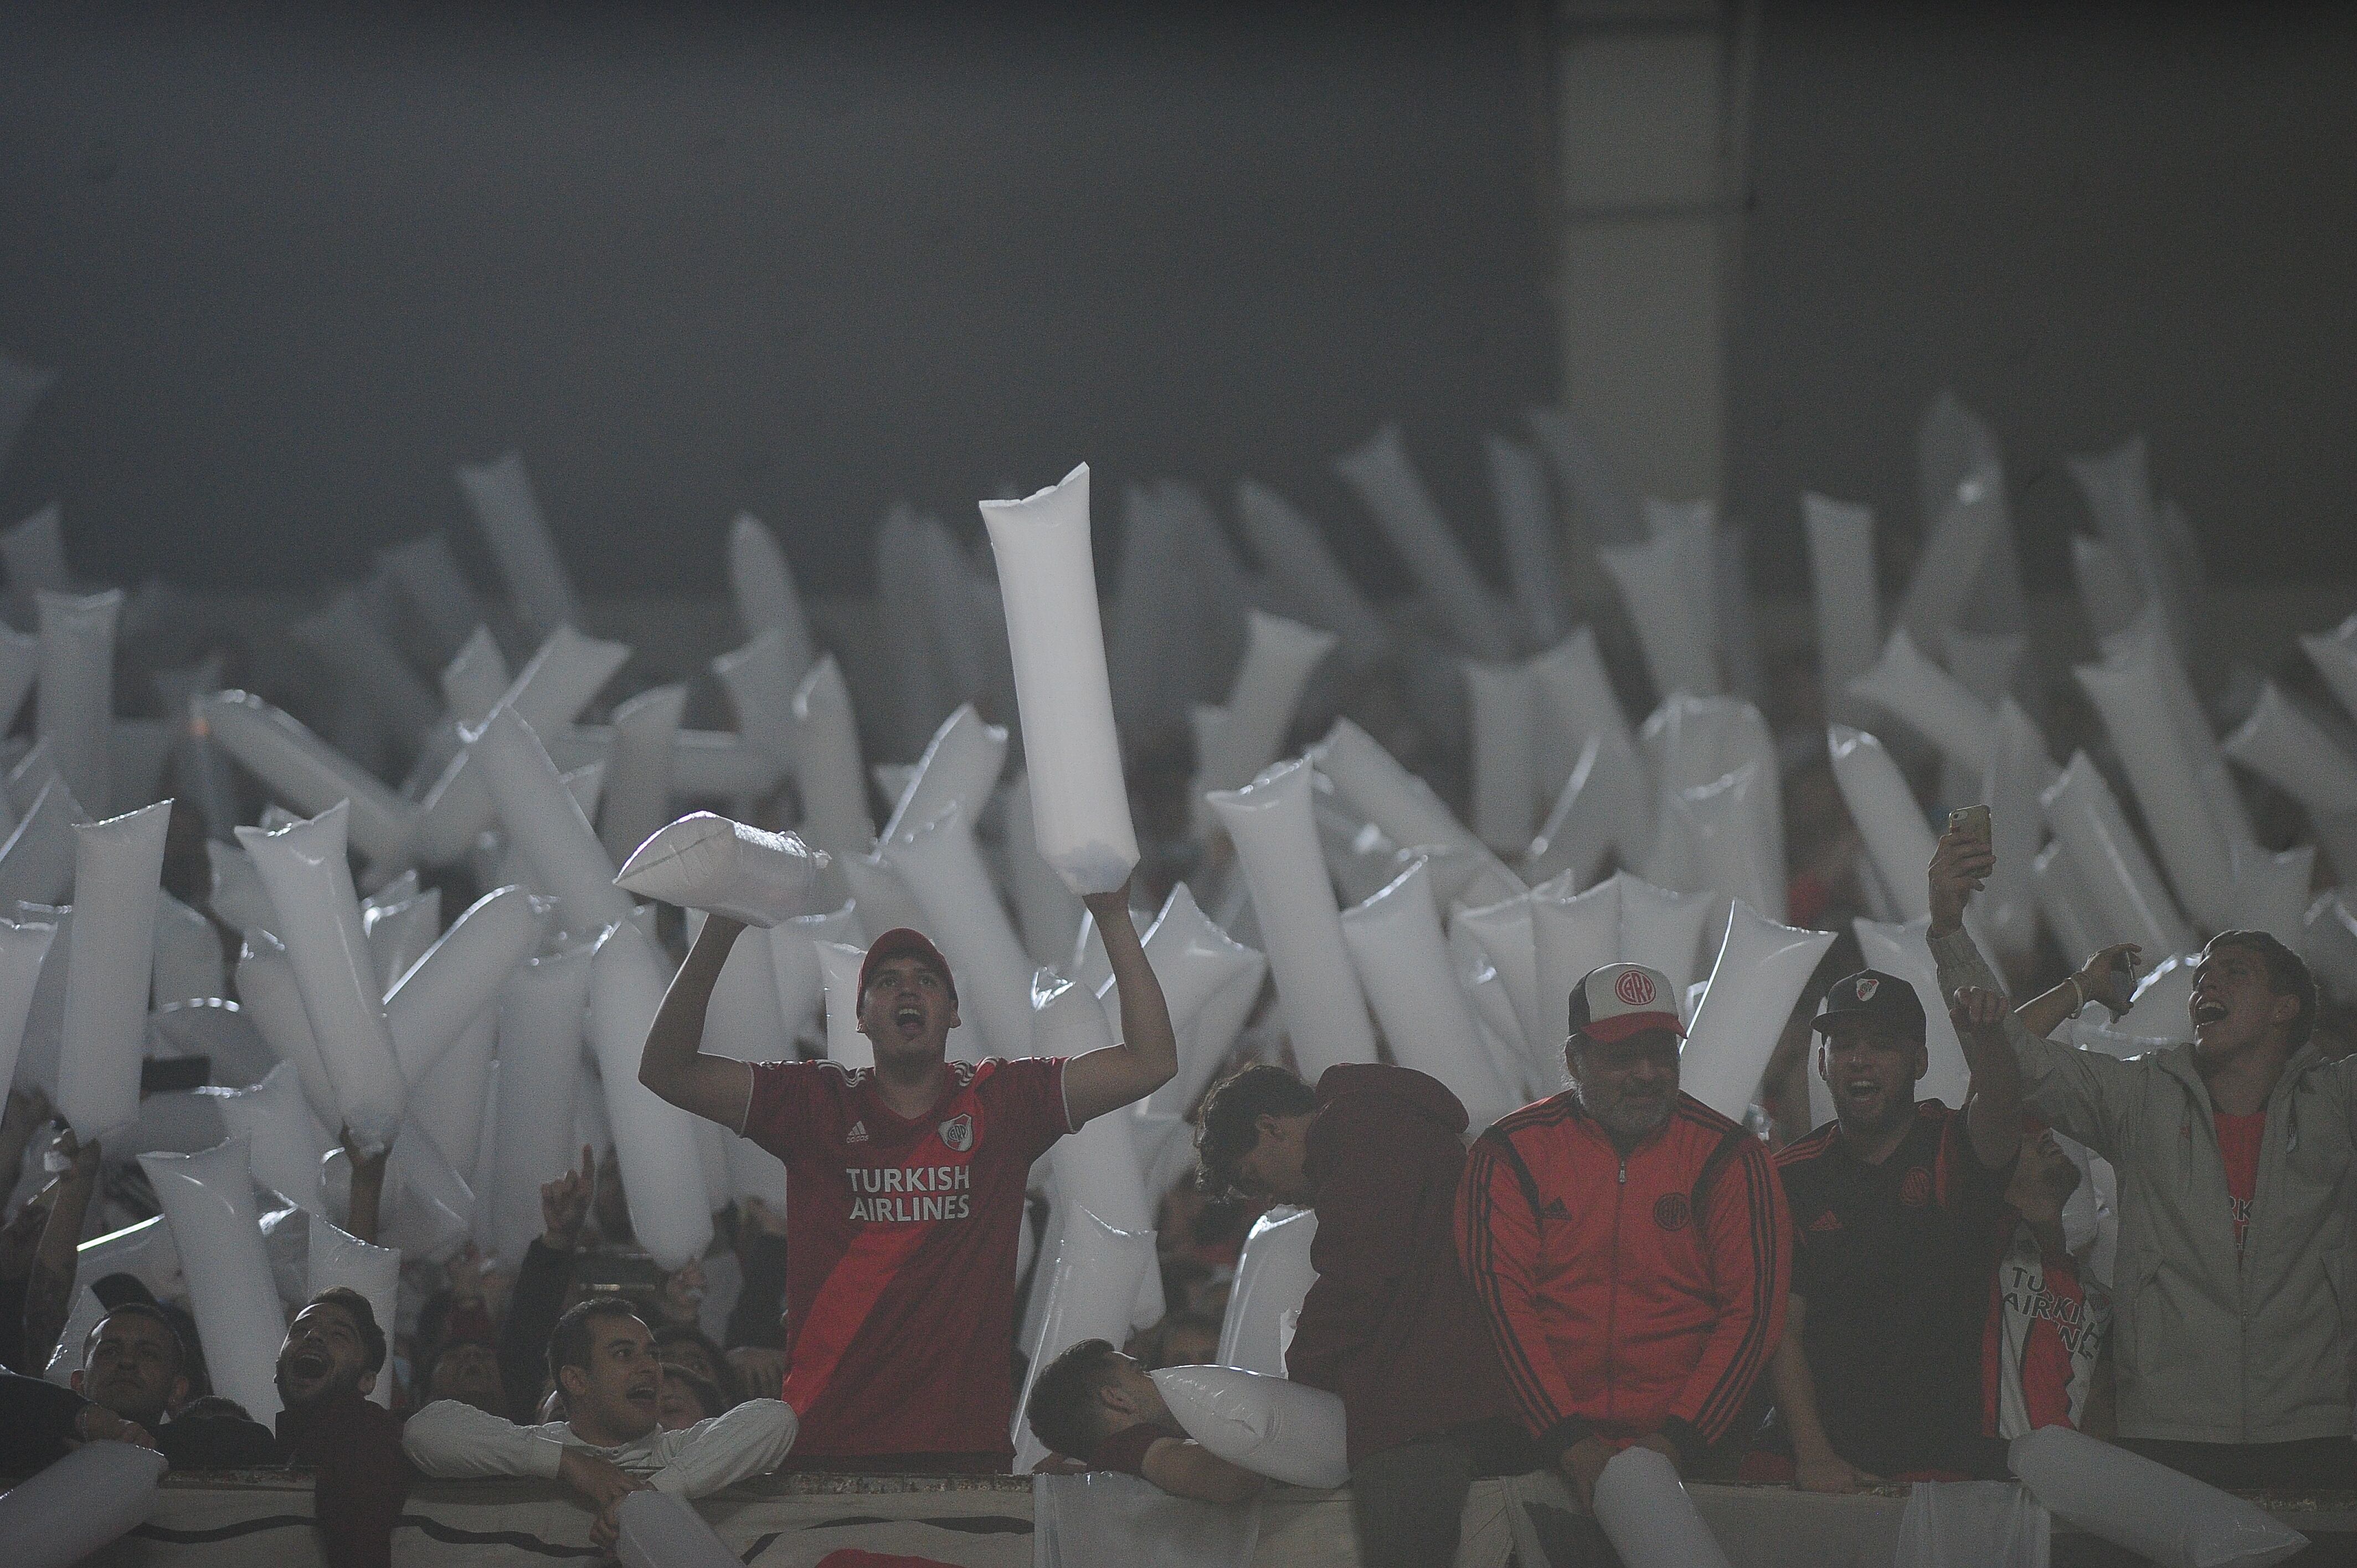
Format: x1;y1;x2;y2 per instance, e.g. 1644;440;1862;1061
1455;1090;1789;1466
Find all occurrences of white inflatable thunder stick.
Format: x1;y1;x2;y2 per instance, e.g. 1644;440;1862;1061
1614;873;1718;1016
377;534;485;662
1453;892;1543;1075
888;804;1035;1062
1849;627;1996;776
238;804;408;1156
486;945;591;1270
51;803;170;1141
236;932;339;1132
0;1440;171;1568
2230;843;2314;952
1802;493;1881;727
1530;869;1618;1036
1131;885;1267;1118
361;889;439;996
1207;758;1378;1082
980;465;1139;896
207;839;277;939
1827;726;1936;925
728;515;818;681
1671;762;1784;923
416;626;631;864
1343;860;1517;1130
786;655;873;860
813;940;873;1069
1234;478;1391;666
1198;613;1338;796
615;1488;744;1568
288;589;442;747
614;812;830;930
2302;614;2357;724
1217;1205;1319;1377
307;1213;402;1406
0;773;85;909
196;692;419;870
2224;681;2357;818
1529;630;1650;850
1150;1363;1351;1490
0;622;34;748
1311;718;1521;904
599;684;688;868
2009;1425;2305;1568
1592;1443;1733;1568
711;626;800;770
2077;647;2237;932
2031;842;2110;969
141;1137;287;1421
1331;423;1511;661
440;625;511;724
1463;660;1539;854
0;915;56;1098
214;1062;331;1211
465;702;635;936
36;589;120;814
1036;971;1162;1330
1852;918;1971;1111
2041;752;2196;956
1601;529;1721;702
382;884;550;1083
406;1008;496;1205
1011;1205;1156;1473
1680;901;1836;1122
1006;773;1085;967
1979;702;2060;967
586;922;716;1271
454;450;582;636
1486;432;1568;651
763;899;857;1042
883;704;1008;845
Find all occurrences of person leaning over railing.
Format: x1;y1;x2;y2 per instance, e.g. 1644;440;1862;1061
1928;818;2357;1491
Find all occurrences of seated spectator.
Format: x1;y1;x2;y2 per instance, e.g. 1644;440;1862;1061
1985;1125;2112;1440
498;1146;599;1422
652;1322;733;1404
1458;963;1788;1525
75;1303;276;1467
424;1336;507;1418
1762;972;2018;1489
1197;1061;1528;1568
1025;1338;1261;1503
1;1365;152;1473
1931;823;2357;1490
405;1298;796;1550
658;1365;728;1431
272;1287;413;1568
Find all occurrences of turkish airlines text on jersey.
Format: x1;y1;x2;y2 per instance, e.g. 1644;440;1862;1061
846;1164;975;1222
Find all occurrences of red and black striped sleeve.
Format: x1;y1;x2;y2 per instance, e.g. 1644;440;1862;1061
1663;1135;1790;1459
1455;1128;1590;1458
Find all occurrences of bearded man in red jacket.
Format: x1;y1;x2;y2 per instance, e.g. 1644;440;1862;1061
1195;1061;1529;1568
1458;963;1789;1524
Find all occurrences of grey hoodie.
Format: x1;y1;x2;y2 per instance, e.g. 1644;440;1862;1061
1931;927;2357;1444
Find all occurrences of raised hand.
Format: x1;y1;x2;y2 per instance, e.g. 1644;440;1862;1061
2073;943;2143;1016
541;1145;596;1253
1928;825;1996;937
658;1260;706;1325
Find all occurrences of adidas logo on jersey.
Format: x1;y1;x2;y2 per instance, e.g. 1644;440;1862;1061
846;1121;868;1144
1808;1210;1844;1232
1542;1198;1572;1220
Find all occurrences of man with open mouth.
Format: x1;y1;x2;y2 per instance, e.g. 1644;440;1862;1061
1759;969;2020;1490
1929;816;2357;1492
271;1287;413;1568
404;1297;797;1550
634;875;1179;1471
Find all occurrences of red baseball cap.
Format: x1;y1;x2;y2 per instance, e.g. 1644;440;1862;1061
1569;962;1685;1044
858;929;956;1002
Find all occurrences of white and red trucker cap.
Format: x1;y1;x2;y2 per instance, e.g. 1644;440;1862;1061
1568;962;1686;1044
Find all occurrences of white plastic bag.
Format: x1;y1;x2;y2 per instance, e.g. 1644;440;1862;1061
1828;726;1936;925
0;1440;169;1568
2042;752;2195;955
35;589;120;814
1332;424;1511;660
889;803;1035;1061
727;514;817;678
599;684;689;868
1894;1479;2051;1568
786;655;873;859
814;939;873;1069
1012;1204;1156;1472
1681;901;1836;1122
487;944;592;1268
466;702;635;936
454;450;582;636
418;626;630;864
307;1213;401;1406
1803;493;1882;726
1591;1443;1732;1568
1198;613;1337;796
981;464;1140;895
586;921;717;1271
2077;645;2236;932
197;691;419;870
1342;860;1516;1129
0;914;56;1097
384;883;552;1081
236;931;341;1134
882;703;1008;845
1851;627;1997;775
55;802;171;1141
213;1061;331;1211
614;1488;740;1568
1149;1363;1350;1489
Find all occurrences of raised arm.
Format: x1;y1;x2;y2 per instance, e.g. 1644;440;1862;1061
640;914;758;1132
23;1126;100;1374
1060;881;1179;1127
1955;987;2025;1172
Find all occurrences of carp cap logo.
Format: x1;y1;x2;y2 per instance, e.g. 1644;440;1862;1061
1653;1193;1691;1231
1900;1167;1933;1207
1853;976;1880;1003
1615;970;1657;1008
939;1113;974;1154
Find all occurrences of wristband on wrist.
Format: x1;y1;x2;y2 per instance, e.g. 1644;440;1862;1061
2065;974;2086;1014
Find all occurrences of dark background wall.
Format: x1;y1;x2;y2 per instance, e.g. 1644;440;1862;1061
1;2;2350;604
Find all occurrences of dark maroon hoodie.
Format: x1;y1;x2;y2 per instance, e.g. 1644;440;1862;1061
1285;1062;1517;1466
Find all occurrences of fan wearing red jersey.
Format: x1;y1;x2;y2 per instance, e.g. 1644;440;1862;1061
639;879;1177;1470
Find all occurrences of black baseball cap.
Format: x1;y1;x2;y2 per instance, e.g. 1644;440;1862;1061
1813;969;1926;1040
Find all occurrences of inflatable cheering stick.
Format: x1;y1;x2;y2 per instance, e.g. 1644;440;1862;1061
613;812;830;929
